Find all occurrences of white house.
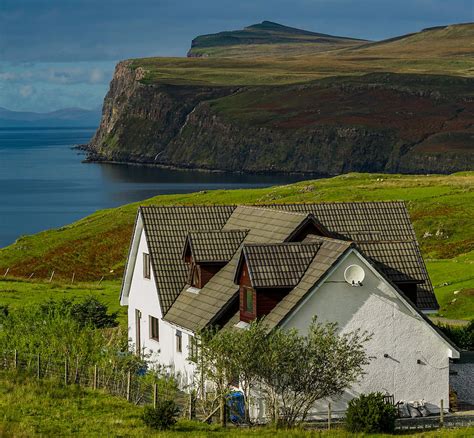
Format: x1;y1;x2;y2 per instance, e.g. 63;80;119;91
119;203;459;417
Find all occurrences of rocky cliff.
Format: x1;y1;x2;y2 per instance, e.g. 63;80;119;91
87;62;474;175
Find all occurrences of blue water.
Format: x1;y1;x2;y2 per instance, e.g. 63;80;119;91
0;128;308;248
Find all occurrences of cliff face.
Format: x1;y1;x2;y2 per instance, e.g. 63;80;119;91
87;63;474;175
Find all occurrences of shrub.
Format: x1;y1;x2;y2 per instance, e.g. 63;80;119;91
437;320;474;351
142;400;180;430
345;392;397;434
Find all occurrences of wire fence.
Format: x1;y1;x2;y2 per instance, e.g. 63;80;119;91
0;349;193;417
1;349;474;431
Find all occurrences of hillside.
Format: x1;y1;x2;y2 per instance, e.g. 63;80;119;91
187;21;367;58
85;22;474;174
0;173;472;320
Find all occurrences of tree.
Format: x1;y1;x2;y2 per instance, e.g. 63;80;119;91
258;319;371;427
189;318;371;428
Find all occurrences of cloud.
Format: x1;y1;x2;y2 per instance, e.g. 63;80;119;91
0;0;471;63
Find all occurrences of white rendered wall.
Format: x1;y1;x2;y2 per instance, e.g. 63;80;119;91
126;229;196;388
281;250;453;418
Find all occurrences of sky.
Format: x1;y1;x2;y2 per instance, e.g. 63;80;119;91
0;0;472;112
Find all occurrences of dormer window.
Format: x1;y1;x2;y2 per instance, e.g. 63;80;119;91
235;243;321;322
182;229;248;289
245;288;254;313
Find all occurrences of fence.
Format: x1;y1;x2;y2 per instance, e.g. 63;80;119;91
0;349;192;416
1;349;474;431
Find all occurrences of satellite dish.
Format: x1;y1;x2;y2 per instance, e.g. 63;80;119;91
344;264;365;286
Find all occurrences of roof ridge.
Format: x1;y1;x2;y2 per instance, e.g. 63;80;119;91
235;205;308;217
304;235;353;245
243;242;322;247
190;229;249;234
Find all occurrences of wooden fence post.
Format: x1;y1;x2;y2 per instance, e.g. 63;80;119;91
64;358;69;385
189;390;196;420
37;353;41;379
328;402;332;430
153;383;158;408
71;272;75;284
49;270;55;283
126;370;131;402
93;365;98;390
3;267;9;277
14;350;18;369
440;399;444;427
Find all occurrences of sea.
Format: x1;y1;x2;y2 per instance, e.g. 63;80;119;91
0;127;308;248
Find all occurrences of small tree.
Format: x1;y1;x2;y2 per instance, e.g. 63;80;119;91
258;318;371;427
188;328;237;426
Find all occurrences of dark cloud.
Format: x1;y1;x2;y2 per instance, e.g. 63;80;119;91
1;0;472;62
0;0;471;111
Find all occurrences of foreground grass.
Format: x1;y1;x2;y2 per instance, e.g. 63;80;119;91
0;372;472;438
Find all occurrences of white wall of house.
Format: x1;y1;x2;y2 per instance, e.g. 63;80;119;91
280;250;456;418
126;228;196;388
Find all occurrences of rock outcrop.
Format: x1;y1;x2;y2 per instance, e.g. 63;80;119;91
86;64;474;175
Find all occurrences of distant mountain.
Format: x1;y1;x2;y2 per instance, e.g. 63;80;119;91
188;21;368;57
0;107;102;128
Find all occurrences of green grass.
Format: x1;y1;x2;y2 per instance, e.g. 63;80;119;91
0;172;472;319
0;372;472;437
0;279;126;325
426;251;474;320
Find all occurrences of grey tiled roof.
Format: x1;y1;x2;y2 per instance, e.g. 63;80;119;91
185;230;248;263
239;243;321;288
140;206;235;313
269;202;437;310
138;201;436;328
263;237;353;330
164;206;311;331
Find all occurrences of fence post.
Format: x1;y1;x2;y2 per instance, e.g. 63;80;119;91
93;365;98;390
64;358;69;385
14;349;18;369
71;272;75;284
153;383;158;408
126;370;131;402
37;353;41;379
440;399;444;427
328;402;332;430
189;390;196;420
49;270;55;283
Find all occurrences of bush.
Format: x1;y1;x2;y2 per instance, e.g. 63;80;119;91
438;320;474;351
142;400;180;430
345;392;397;434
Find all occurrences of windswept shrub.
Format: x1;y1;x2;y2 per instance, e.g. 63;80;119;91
345;392;397;434
437;320;474;351
142;400;180;430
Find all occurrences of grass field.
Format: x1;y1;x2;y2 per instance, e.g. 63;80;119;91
0;172;472;320
0;372;472;437
132;23;474;87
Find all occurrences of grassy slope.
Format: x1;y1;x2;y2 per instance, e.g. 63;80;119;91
133;23;474;86
0;172;473;319
1;372;473;437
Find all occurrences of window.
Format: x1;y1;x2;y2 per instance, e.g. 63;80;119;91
149;316;159;341
245;288;254;313
143;253;151;279
188;334;197;358
176;330;182;353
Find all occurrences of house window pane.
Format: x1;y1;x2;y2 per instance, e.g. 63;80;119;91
245;288;254;313
149;316;159;341
143;253;151;279
176;330;182;353
188;334;196;358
